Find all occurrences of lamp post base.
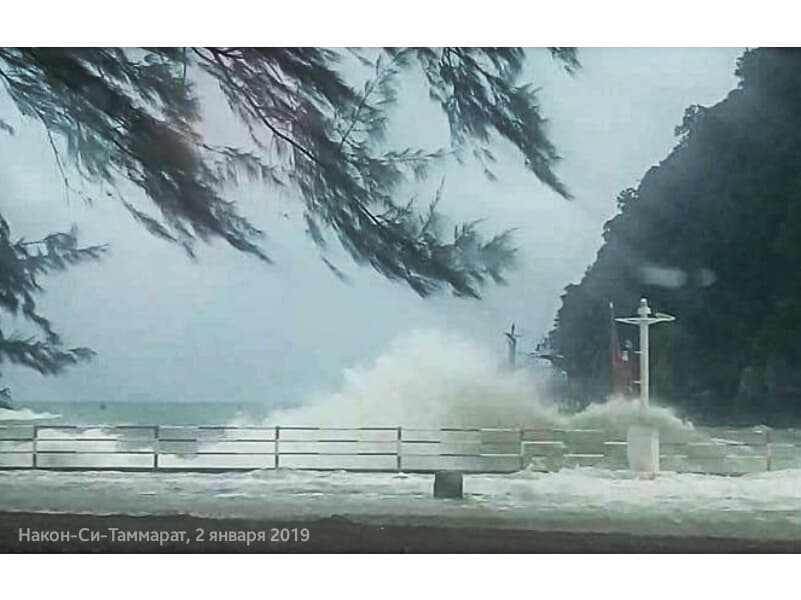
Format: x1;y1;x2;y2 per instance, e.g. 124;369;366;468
626;425;659;475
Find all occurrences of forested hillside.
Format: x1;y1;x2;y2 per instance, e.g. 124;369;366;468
550;48;801;425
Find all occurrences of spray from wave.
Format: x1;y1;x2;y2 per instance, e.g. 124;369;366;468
258;329;692;436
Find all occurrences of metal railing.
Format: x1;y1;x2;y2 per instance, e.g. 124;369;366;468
0;425;527;473
1;425;800;474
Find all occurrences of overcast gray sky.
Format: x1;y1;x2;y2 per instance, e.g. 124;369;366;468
0;48;743;407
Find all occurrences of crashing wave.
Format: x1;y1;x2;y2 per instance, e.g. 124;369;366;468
255;329;693;436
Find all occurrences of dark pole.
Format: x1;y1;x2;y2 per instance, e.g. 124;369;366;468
505;323;518;369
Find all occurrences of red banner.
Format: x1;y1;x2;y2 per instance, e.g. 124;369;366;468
610;302;631;396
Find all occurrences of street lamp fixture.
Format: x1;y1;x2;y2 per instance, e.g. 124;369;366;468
615;298;675;410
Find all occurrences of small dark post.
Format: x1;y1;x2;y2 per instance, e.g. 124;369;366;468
32;425;38;469
504;323;519;369
396;426;402;472
433;470;463;499
766;429;772;472
275;425;281;470
153;425;159;471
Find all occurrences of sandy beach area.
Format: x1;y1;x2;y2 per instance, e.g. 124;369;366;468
1;511;799;553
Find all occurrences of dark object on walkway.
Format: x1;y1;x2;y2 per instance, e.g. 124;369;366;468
434;471;463;499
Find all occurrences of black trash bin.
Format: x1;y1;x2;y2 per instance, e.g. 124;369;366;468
433;470;463;499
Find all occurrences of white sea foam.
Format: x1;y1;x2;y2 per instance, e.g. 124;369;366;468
0;407;61;421
1;467;799;539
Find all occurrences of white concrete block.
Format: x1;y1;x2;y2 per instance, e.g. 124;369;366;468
627;425;659;474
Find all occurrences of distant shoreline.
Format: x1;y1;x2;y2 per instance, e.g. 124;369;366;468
1;511;799;553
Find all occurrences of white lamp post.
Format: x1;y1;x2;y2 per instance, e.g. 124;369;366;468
615;298;675;410
615;297;675;475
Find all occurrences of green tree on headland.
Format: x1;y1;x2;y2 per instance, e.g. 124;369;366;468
0;47;578;399
550;48;801;425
